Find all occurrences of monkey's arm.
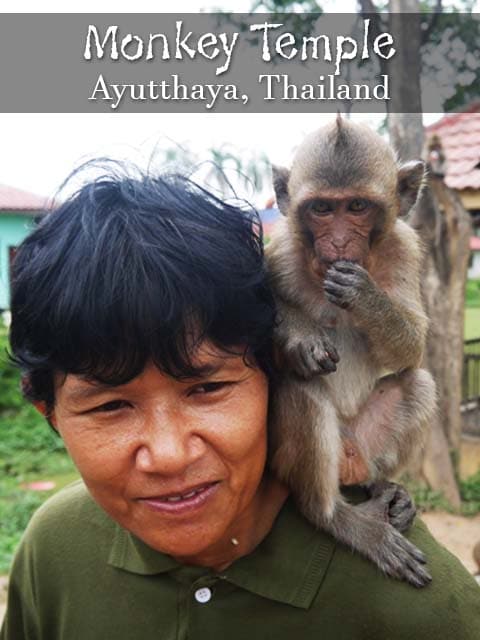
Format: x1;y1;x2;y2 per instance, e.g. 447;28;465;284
324;260;427;371
274;297;339;378
324;222;428;370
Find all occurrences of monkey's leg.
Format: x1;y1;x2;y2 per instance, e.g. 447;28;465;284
323;496;432;588
269;377;341;519
340;369;435;533
345;368;436;480
269;378;431;587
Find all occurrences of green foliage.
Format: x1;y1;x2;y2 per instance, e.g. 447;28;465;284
460;470;480;503
251;0;322;11
0;483;45;573
405;472;480;517
466;280;480;309
0;329;66;478
409;483;453;513
248;0;479;113
0;323;77;572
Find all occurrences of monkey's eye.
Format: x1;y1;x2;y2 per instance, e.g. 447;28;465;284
348;199;368;212
308;200;332;215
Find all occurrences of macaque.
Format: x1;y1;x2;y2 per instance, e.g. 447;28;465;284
266;117;436;588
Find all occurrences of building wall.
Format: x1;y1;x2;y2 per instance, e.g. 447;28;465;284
460;189;480;212
469;252;480;279
0;213;37;309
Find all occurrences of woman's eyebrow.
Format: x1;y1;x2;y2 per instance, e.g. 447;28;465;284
63;356;246;401
64;382;116;403
192;355;246;377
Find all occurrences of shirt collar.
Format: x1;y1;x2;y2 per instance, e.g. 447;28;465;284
108;497;336;609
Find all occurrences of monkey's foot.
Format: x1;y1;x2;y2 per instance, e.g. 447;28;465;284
320;499;432;588
373;522;431;588
364;481;417;533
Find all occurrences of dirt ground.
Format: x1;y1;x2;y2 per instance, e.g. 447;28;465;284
0;512;479;625
421;511;480;575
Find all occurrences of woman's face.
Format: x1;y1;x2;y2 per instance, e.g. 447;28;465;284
49;343;271;565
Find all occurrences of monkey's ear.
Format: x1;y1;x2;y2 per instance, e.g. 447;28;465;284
397;160;426;217
272;165;290;216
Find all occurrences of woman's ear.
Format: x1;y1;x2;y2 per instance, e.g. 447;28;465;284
32;401;57;430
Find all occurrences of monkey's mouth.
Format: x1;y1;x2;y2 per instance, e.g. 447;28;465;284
322;256;361;266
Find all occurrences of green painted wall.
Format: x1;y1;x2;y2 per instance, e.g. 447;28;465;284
0;213;38;309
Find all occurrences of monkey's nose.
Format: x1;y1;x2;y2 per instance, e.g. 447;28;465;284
332;239;349;250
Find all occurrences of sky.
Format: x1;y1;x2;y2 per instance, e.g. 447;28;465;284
0;1;475;204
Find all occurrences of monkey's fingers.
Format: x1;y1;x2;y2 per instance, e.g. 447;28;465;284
326;347;339;363
400;563;432;589
325;270;362;288
330;260;366;276
289;342;337;378
324;282;353;310
309;344;338;374
359;482;399;521
390;498;414;519
381;528;431;588
390;507;417;534
381;482;416;533
318;334;339;364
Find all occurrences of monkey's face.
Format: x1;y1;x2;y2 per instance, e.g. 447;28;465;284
298;194;383;272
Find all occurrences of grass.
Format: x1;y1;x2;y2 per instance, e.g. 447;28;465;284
0;467;78;573
409;476;480;516
465;307;480;340
466;279;480;309
406;459;480;516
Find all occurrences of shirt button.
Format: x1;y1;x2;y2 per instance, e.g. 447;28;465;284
194;587;212;604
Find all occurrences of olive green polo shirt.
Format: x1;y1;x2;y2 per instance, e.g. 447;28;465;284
2;480;480;639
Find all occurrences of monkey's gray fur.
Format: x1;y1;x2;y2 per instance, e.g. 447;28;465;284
266;117;437;588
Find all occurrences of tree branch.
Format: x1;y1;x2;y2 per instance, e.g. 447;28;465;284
421;0;443;46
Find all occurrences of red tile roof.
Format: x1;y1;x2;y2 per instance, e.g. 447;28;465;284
0;184;50;213
426;103;480;191
471;236;480;251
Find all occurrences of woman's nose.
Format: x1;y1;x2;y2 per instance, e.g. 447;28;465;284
134;407;205;475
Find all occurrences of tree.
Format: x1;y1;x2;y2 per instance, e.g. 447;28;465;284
159;142;270;200
357;0;473;507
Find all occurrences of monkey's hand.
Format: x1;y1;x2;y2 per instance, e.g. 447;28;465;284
363;481;417;534
284;334;339;379
324;261;378;311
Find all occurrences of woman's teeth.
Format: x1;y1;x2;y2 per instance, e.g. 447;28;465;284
163;487;205;502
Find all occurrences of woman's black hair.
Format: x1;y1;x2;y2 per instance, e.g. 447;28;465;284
9;162;276;408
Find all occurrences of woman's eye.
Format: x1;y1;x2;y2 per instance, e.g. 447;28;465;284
309;200;331;215
349;198;368;212
189;382;231;396
94;400;131;413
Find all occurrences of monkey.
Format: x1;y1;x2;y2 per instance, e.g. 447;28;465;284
426;134;447;177
265;116;437;588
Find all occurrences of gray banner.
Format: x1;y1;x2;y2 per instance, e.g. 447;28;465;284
0;13;477;113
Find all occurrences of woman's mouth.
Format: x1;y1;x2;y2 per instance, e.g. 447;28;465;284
138;482;220;515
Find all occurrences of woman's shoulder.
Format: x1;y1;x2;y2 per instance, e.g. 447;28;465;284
18;480;115;556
